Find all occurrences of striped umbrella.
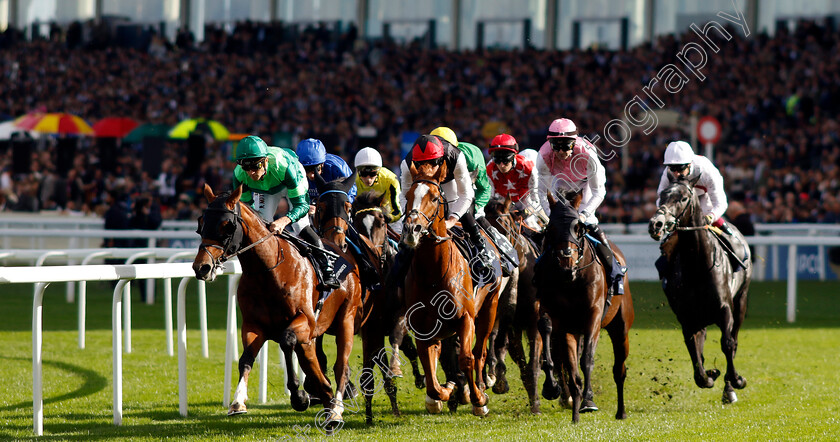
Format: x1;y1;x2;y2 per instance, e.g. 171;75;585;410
169;118;230;141
16;112;94;135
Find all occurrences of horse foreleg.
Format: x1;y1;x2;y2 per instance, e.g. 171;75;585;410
579;305;603;415
388;316;407;378
684;328;717;388
538;314;562;401
327;312;355;430
440;335;467;412
279;328;309;412
399;332;425;389
719;307;746;404
229;327;265;416
526;326;543;414
605;312;630;419
416;339;453;413
560;332;582;423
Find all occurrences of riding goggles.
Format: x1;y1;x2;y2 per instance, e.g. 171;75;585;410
668;163;690;173
237;158;264;171
358;166;380;178
549;138;575;152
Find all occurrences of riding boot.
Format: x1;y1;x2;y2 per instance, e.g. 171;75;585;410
588;225;626;306
299;227;341;313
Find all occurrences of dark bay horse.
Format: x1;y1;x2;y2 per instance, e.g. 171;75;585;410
538;191;634;423
352;191;425;390
313;177;405;424
482;196;543;414
192;184;362;429
648;174;751;404
401;161;502;417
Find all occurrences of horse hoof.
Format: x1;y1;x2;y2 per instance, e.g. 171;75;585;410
707;368;721;380
542;382;562;401
227;402;247;416
290;391;310;412
472;405;490;417
492;377;509;395
580;399;599;413
722;390;738;404
734;376;747;389
389;365;404;378
425;395;444;414
486;373;497;388
324;416;344;436
414;376;426;390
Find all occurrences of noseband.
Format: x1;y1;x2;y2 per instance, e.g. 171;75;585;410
656;181;702;232
316;189;350;237
405;179;450;243
198;201;274;271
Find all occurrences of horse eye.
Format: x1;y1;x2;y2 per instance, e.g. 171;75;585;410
222;221;236;235
681;197;688;202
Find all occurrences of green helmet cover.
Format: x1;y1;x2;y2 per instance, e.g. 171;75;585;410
235;136;268;161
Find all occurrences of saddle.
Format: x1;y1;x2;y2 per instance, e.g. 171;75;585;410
449;225;503;288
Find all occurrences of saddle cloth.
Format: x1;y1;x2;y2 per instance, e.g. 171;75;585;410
449;226;503;288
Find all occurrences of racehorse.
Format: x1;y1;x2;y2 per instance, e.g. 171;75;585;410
648;174;751;404
351;191;425;390
401;161;502;416
312;176;406;424
192;184;362;430
537;190;634;423
482;196;543;414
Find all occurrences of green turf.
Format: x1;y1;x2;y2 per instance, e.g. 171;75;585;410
1;279;838;441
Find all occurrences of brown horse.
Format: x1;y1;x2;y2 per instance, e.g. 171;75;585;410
192;184;361;430
401;161;502;416
483;195;543;414
312;178;406;424
537;190;634;423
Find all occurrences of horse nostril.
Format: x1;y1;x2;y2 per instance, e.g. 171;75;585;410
199;264;211;276
413;225;422;234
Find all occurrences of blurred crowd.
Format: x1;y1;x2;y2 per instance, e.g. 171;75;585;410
1;18;839;224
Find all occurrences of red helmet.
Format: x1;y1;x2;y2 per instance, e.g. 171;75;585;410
489;133;518;154
411;134;445;162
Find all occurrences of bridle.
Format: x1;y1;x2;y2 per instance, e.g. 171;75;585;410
405;179;451;243
315;189;350;238
556;222;597;271
655;181;704;232
197;201;275;272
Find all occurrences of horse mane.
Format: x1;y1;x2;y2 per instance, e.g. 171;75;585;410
354;190;385;211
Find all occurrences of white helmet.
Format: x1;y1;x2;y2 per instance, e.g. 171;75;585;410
663;141;695;165
355;147;382;168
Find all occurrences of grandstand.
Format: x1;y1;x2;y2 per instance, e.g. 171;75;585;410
1;1;839;225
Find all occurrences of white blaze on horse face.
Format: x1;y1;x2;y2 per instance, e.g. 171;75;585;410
403;184;432;247
410;183;431;212
361;215;375;237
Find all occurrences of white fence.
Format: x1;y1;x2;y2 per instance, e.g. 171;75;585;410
0;261;242;436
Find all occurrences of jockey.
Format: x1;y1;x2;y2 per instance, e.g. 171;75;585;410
389;134;496;292
354;147;403;224
656;140;733;234
430;127;493;223
534;118;625;300
297;138;357;206
486;133;546;230
232;135;340;299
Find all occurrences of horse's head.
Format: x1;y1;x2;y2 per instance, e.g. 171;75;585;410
649;173;701;241
401;160;447;249
314;172;355;252
545;189;586;282
484;195;516;237
352;190;388;245
193;184;246;281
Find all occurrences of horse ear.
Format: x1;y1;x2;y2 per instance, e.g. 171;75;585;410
434;160;448;183
409;161;419;179
569;191;583;210
229;184;243;207
502;195;512;213
203;183;216;202
314;171;328;192
689;172;702;187
547;190;557;210
666;169;677;182
340;172;356;192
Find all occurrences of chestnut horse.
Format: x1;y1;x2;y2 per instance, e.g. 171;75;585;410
401;162;502;416
192;184;361;429
482;196;543;414
648;175;750;404
538;190;634;423
312;178;405;424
